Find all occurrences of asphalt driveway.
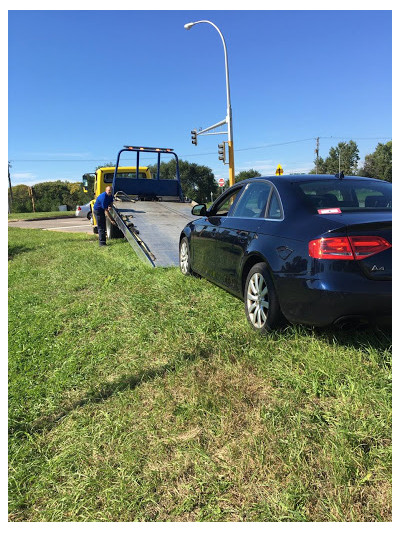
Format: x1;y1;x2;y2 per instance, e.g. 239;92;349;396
8;217;93;234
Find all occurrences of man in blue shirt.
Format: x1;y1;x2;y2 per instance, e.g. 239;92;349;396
93;186;117;246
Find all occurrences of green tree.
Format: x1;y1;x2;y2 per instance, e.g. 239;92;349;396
31;181;71;211
67;182;93;206
310;156;327;174
310;141;360;175
148;159;218;203
10;185;31;213
235;169;261;182
359;141;392;182
95;162;115;170
325;141;360;175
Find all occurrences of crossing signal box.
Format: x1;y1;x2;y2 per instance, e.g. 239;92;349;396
218;142;226;163
191;130;197;146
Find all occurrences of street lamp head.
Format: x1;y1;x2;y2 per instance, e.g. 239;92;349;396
184;22;195;30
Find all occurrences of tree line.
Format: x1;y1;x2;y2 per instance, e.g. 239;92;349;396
9;181;93;213
310;140;392;181
8;140;391;213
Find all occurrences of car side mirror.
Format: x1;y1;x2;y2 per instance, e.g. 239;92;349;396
191;204;207;216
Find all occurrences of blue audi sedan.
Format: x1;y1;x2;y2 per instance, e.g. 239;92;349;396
179;175;392;333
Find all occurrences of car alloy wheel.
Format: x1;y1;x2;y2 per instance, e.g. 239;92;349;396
246;272;269;328
244;263;283;333
179;237;190;275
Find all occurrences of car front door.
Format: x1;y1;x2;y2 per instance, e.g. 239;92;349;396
212;181;273;293
193;186;243;280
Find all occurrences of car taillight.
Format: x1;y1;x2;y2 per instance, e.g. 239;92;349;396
77;206;81;211
348;236;391;259
309;237;353;260
309;236;391;260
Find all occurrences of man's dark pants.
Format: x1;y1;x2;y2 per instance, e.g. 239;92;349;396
94;209;106;246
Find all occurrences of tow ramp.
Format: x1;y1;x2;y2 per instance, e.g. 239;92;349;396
111;199;197;267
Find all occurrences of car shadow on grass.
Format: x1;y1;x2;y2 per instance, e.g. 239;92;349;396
296;322;391;355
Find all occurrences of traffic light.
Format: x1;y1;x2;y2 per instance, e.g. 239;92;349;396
218;142;226;163
191;130;197;146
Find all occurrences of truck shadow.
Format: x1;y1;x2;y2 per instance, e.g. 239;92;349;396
26;347;210;436
8;244;35;260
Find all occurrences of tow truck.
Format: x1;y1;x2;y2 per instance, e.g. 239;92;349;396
84;146;196;267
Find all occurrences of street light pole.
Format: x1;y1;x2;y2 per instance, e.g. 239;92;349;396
184;20;235;186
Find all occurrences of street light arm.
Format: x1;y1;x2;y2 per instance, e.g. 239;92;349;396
183;20;231;115
184;19;235;186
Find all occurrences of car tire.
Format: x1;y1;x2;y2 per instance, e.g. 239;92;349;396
244;263;283;333
179;237;192;275
87;212;92;221
93;226;98;234
106;217;123;239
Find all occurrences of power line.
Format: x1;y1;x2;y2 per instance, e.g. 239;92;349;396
319;136;391;140
9;136;391;163
233;137;317;153
7;138;316;162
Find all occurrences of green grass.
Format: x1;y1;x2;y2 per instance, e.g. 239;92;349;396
8;211;76;221
8;227;392;522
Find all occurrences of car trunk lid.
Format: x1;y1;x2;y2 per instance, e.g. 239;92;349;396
322;213;392;280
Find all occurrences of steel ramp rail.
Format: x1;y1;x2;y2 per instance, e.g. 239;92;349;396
111;200;197;267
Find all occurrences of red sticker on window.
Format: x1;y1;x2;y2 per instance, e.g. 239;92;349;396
318;208;342;215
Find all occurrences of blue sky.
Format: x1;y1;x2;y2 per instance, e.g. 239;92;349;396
8;8;392;186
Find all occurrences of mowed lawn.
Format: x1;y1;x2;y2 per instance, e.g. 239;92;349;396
8;227;392;522
8;211;76;221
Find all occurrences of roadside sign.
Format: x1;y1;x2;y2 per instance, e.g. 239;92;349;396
275;164;284;175
218;178;225;187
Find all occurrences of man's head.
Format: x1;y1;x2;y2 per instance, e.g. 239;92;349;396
105;186;112;196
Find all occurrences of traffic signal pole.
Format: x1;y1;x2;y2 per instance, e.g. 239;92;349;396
228;139;235;187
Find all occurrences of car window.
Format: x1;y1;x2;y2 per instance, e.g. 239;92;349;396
355;187;391;208
104;172;148;183
211;187;243;216
232;182;272;218
267;189;283;219
295;179;392;211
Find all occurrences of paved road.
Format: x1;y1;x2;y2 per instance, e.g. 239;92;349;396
8;217;93;234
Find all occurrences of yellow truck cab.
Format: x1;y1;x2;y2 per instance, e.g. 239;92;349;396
88;166;151;233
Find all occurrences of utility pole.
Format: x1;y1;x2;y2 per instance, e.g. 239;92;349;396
315;137;320;174
28;186;36;213
8;161;13;214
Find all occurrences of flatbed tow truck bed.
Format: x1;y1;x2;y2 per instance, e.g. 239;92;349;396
111;199;197;267
91;146;199;268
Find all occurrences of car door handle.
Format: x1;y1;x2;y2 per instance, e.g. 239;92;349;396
236;230;249;236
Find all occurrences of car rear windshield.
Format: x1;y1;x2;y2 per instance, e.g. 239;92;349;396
294;179;392;212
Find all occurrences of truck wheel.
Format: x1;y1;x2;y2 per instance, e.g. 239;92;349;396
244;263;283;334
179;237;192;275
106;217;123;239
